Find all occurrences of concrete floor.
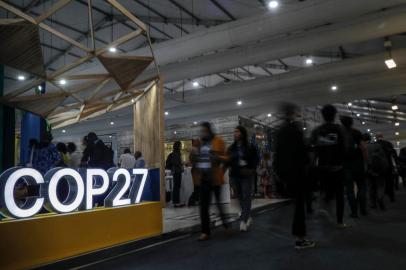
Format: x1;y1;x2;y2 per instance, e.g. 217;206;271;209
75;188;406;270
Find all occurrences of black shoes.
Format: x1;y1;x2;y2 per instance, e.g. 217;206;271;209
295;239;316;250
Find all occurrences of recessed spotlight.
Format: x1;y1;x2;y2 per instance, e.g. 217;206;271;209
367;129;371;132
268;1;279;9
348;102;352;107
237;100;243;106
305;58;313;65
17;75;25;81
59;79;66;85
331;85;338;91
396;132;400;136
303;127;307;131
356;113;361;117
192;81;199;87
62;129;66;133
397;141;400;145
174;131;177;135
131;98;135;103
385;59;397;69
165;111;169;116
110;121;114;125
109;47;117;53
392;105;399;111
193;121;198;125
109;135;112;138
395;122;400;126
267;113;272;117
362;121;366;125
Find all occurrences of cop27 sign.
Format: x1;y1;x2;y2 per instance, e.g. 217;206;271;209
0;167;149;219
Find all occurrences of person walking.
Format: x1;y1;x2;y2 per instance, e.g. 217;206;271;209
274;102;315;249
376;134;397;202
191;122;229;241
119;148;136;169
340;116;367;217
228;126;258;232
166;141;184;207
311;104;346;228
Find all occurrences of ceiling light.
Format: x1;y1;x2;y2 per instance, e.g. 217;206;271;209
131;98;135;103
165;111;169;116
268;1;279;9
174;131;177;135
397;141;400;145
109;47;117;53
59;79;66;85
267;113;272;117
348;102;352;106
395;122;400;126
303;127;307;131
110;121;114;125
385;59;397;69
193;121;198;125
237;100;243;106
192;81;199;87
396;132;400;136
38;85;42;91
392;105;399;111
17;75;25;81
357;113;361;117
331;85;338;91
362;121;366;125
62;129;66;133
305;58;313;65
109;135;112;138
367;129;371;132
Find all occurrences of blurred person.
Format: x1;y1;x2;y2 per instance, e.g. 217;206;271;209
340;116;367;217
81;132;111;169
80;136;89;167
188;139;201;207
166;141;184;207
119;148;136;169
56;142;68;167
362;133;388;210
398;146;406;187
376;133;397;202
311;104;346;228
228;126;258;232
274;102;315;249
67;142;81;169
134;151;145;168
26;138;38;167
32;133;60;174
258;152;272;198
191;122;229;241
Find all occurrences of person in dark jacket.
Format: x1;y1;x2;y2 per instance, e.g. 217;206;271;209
340;116;367;217
398;146;406;188
274;102;315;249
166;141;184;207
81;132;110;170
376;134;398;202
310;104;346;228
228;126;258;232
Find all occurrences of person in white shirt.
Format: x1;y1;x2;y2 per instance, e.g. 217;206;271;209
119;148;136;169
134;151;146;168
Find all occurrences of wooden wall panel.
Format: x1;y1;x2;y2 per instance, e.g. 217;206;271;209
133;79;165;204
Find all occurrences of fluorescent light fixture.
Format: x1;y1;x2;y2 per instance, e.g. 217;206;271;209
267;113;272;117
17;75;25;81
305;58;313;65
62;129;66;133
109;47;117;53
331;85;338;91
396;132;400;136
392;105;399;111
385;58;397;69
348;102;352;106
110;121;114;125
395;122;400;126
59;79;66;85
192;81;199;87
268;1;279;9
237;100;243;106
165;111;169;116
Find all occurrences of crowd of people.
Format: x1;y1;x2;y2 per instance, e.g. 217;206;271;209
164;104;405;249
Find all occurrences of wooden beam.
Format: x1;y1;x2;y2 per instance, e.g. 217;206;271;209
86;77;112;101
0;0;37;24
7;92;67;102
96;29;143;55
50;54;93;79
87;0;95;51
63;74;110;80
39;23;91;53
76;104;85;121
106;0;147;31
35;0;72;24
1;78;44;101
0;18;25;25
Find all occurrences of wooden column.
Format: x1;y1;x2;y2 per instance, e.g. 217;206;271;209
133;79;165;205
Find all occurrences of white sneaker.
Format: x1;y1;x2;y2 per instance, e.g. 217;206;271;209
240;221;247;232
246;217;253;228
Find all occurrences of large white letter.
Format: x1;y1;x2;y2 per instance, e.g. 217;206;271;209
104;168;131;207
133;169;149;203
86;169;109;209
0;167;44;219
44;168;84;213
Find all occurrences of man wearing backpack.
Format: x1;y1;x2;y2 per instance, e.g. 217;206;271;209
311;105;346;228
340;116;366;217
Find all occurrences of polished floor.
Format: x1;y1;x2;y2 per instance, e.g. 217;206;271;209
74;189;406;270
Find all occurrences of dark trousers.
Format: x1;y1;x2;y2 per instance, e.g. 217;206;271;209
172;172;182;204
199;170;228;235
369;175;385;208
292;191;306;237
188;185;200;206
233;176;253;222
320;168;345;224
344;167;367;215
384;172;395;202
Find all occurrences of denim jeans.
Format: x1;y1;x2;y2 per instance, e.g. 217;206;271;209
233;176;253;222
